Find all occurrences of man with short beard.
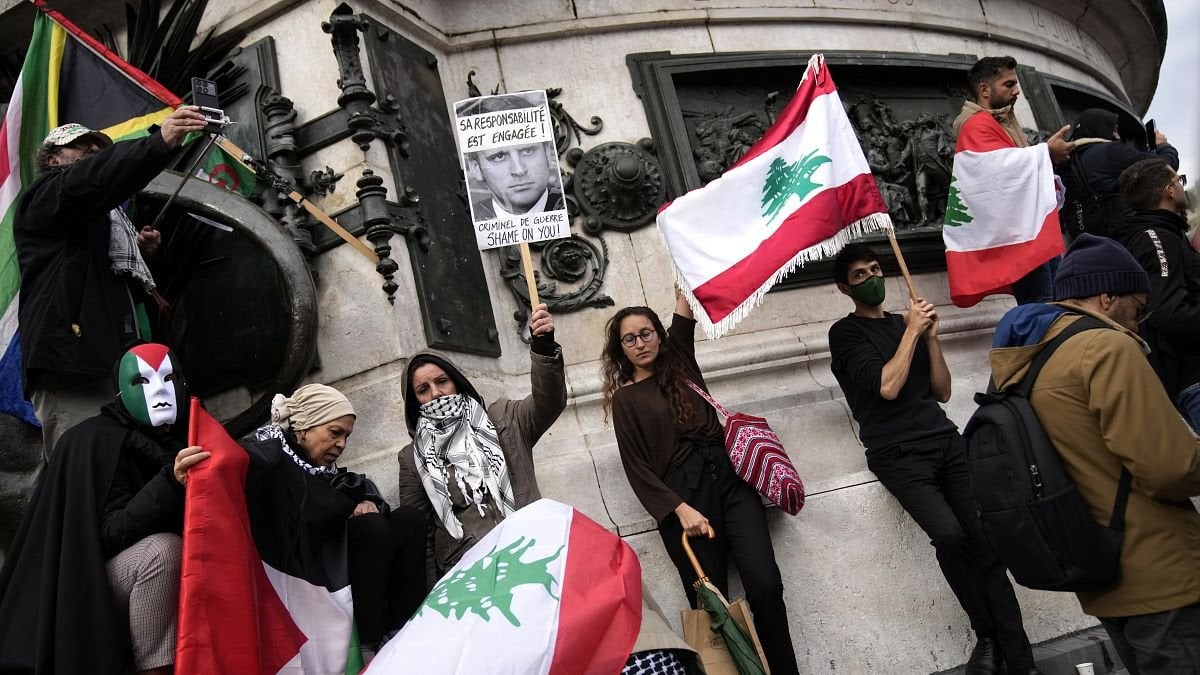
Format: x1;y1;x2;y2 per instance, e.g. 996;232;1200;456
1110;158;1200;431
952;56;1073;305
989;234;1200;673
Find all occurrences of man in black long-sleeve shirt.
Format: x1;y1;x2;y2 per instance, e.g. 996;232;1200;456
827;243;1039;675
15;107;207;454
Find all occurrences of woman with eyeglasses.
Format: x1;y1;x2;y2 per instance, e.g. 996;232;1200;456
601;295;801;675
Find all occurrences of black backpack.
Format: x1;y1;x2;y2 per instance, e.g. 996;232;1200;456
964;316;1131;592
1059;150;1125;239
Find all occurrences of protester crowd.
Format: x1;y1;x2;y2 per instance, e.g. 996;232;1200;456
0;54;1198;675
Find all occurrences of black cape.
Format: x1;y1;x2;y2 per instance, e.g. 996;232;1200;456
0;404;182;675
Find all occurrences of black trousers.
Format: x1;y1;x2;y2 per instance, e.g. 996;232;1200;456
1099;603;1200;675
346;506;428;644
658;444;800;675
867;434;1034;669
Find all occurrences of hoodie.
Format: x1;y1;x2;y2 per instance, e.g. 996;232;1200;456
990;303;1200;617
396;348;566;577
1109;208;1200;395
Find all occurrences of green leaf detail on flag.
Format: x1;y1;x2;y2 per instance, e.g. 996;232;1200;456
420;537;563;627
760;149;832;224
943;175;973;227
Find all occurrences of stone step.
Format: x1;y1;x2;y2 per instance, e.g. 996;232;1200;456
932;626;1126;675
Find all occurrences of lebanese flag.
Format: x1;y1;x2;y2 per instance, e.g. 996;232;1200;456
367;499;643;675
943;144;1064;307
658;54;890;337
178;400;363;675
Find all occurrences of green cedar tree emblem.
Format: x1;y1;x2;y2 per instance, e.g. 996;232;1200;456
419;536;563;627
943;175;973;227
761;149;833;224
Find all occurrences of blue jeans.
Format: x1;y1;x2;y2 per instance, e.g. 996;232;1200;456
1174;382;1200;435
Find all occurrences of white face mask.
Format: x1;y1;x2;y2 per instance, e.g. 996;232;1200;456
117;344;182;427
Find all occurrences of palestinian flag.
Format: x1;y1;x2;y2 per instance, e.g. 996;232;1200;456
367;499;643;675
657;54;890;337
0;3;179;425
942;143;1063;307
179;401;363;675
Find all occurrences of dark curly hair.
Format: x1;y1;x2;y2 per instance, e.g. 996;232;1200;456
600;306;696;426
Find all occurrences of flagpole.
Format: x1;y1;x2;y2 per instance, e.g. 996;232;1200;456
884;226;920;300
519;242;539;310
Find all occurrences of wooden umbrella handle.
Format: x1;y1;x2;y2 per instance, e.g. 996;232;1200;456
681;531;714;587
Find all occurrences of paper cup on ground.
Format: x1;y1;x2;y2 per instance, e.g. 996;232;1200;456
1075;663;1095;675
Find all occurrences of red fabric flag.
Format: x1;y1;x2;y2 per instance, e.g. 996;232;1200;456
176;398;306;674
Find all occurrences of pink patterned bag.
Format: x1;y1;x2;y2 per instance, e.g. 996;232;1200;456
686;380;806;515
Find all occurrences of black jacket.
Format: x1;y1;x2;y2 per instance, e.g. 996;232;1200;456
1110;209;1200;395
1074;140;1178;196
15;132;174;387
0;402;186;674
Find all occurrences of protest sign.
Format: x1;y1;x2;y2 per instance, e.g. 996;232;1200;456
454;91;570;251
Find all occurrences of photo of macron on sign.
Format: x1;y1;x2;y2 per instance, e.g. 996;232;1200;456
454;90;569;250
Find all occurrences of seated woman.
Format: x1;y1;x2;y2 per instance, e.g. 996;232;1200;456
245;383;426;653
0;343;209;675
602;295;801;675
396;303;566;575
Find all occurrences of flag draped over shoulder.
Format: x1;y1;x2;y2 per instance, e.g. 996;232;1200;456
367;499;643;675
0;3;179;425
658;54;890;338
942;144;1063;307
180;402;363;675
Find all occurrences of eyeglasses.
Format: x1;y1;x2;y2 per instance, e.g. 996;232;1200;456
620;328;657;347
1128;295;1152;325
1178;174;1188;187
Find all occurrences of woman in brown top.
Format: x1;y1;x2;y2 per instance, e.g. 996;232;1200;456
603;296;800;675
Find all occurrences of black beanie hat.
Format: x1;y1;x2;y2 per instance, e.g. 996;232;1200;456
1053;233;1150;301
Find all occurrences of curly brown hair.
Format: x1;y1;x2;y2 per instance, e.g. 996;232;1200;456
600;306;696;426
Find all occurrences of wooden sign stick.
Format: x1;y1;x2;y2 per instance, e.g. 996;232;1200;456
519;241;539;310
885;226;920;300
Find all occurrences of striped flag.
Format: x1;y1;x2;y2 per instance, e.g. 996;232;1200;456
658;54;890;337
943;145;1064;307
1;3;179;425
180;402;363;675
367;499;643;675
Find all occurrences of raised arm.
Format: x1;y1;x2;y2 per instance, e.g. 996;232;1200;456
508;303;567;447
21;107;208;229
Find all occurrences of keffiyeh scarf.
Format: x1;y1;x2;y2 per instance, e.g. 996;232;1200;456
953;100;1030;148
255;423;338;476
108;207;155;292
412;394;515;540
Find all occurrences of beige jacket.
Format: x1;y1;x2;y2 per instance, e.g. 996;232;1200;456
990;306;1200;617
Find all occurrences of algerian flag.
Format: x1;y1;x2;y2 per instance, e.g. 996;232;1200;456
942;145;1064;307
658;53;891;338
196;146;258;197
367;499;643;675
